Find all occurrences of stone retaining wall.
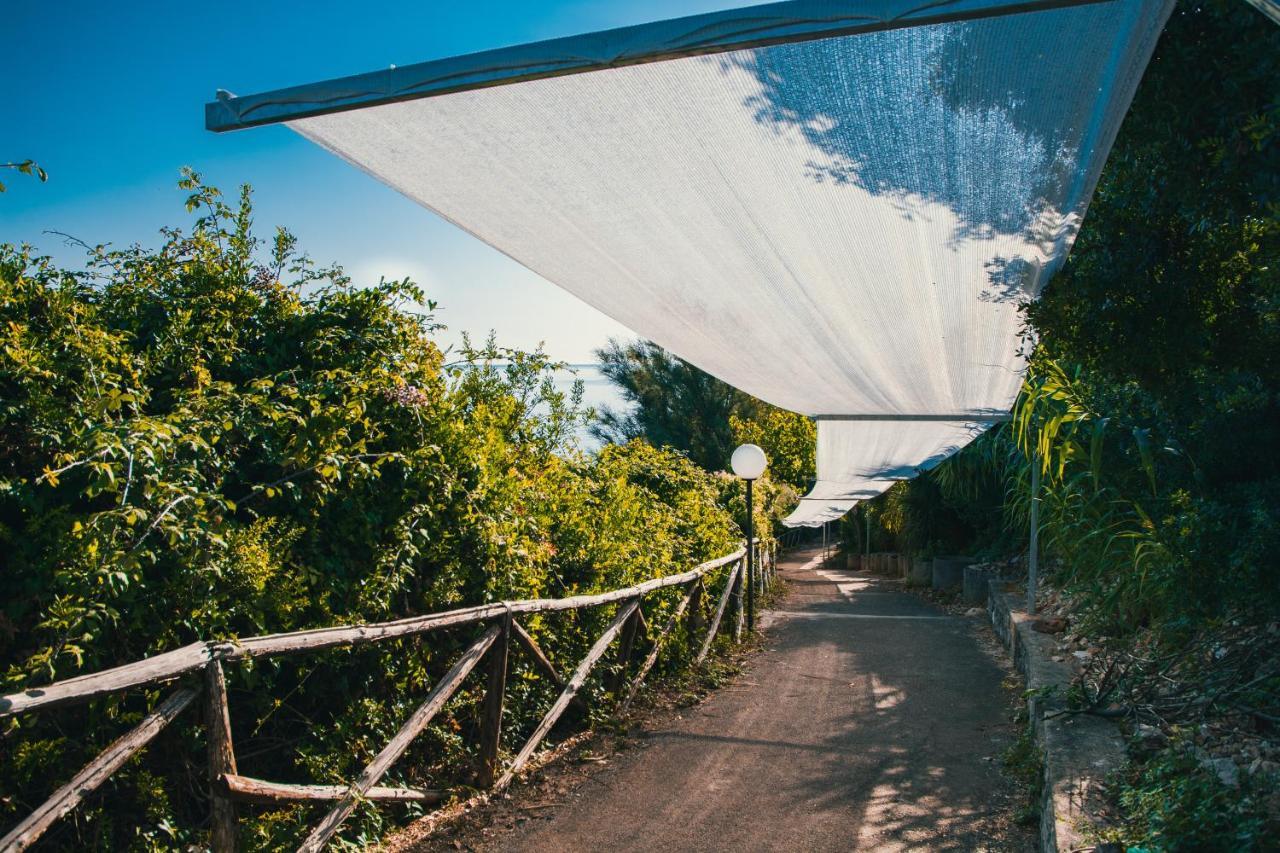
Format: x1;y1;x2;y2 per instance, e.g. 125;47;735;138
988;584;1127;853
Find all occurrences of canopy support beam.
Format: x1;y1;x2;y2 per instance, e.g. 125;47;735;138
206;0;1117;132
814;413;1012;422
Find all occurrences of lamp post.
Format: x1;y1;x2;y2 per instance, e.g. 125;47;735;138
731;443;767;633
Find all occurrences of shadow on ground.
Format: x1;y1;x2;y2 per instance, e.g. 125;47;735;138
402;548;1033;852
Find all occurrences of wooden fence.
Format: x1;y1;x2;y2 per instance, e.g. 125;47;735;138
0;539;778;852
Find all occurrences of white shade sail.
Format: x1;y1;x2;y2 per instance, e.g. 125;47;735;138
784;418;989;526
209;0;1173;527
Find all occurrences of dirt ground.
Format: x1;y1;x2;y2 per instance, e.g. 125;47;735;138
381;548;1036;852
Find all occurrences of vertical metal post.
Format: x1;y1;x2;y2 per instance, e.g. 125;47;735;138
746;477;755;634
1027;460;1041;614
865;509;871;558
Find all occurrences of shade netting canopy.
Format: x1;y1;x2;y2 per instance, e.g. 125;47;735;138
209;0;1173;527
785;418;988;526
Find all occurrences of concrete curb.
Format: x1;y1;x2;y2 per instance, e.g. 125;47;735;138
988;583;1127;853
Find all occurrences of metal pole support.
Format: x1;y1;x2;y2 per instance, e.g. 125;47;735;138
746;477;755;634
865;510;871;558
1027;460;1041;614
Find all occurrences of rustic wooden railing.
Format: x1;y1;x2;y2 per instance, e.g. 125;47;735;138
0;539;778;852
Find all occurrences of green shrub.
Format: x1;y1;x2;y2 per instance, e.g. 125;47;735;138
1112;748;1271;853
0;172;743;849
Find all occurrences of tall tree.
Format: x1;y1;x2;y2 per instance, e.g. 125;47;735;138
593;339;816;487
592;339;744;471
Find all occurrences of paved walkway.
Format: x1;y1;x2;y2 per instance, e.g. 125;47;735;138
491;548;1023;851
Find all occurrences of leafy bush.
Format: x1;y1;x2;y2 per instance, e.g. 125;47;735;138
1110;747;1271;852
0;172;742;849
593;338;816;492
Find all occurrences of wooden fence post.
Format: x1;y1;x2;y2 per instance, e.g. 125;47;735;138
609;605;645;694
298;624;501;853
477;612;511;788
0;688;197;853
206;660;238;853
496;599;640;791
697;562;740;664
686;579;705;637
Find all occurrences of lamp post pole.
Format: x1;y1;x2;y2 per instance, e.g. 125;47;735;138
865;509;871;558
1027;459;1041;614
746;476;755;633
730;443;767;636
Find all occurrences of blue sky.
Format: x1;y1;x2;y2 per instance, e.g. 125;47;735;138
2;0;742;362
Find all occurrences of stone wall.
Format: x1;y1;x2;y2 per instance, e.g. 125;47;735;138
988;584;1127;853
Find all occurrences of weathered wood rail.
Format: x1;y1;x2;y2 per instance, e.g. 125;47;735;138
0;539;778;852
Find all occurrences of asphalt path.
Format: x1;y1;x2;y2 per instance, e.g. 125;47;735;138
493;547;1022;851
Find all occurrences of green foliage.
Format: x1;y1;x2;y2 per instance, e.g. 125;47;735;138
976;5;1278;846
0;159;47;193
1010;354;1280;637
593;338;815;490
0;172;741;849
593;339;741;471
1001;723;1044;826
729;407;815;490
1107;747;1271;852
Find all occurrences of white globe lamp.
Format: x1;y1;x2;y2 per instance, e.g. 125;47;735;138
730;443;767;481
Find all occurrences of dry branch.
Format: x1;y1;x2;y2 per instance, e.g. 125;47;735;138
219;774;441;805
511;619;588;715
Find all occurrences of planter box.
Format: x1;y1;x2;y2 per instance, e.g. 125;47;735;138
907;558;932;586
932;555;973;590
963;565;991;605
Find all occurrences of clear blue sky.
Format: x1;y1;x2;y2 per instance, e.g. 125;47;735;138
2;0;742;362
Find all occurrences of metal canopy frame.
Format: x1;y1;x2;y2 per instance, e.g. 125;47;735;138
206;0;1116;132
814;413;1013;422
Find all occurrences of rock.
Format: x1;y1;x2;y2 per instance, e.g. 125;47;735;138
1031;616;1067;634
1072;650;1093;663
1134;723;1166;747
1203;756;1240;788
965;607;985;617
1051;655;1065;662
